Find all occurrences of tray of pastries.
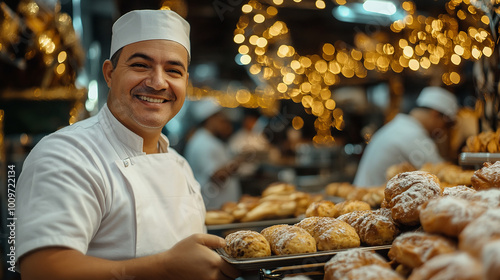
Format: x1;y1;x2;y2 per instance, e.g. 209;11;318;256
217;244;392;271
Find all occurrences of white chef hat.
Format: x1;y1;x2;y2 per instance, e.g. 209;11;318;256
416;86;458;120
109;9;190;59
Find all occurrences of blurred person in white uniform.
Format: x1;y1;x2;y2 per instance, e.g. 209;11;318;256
353;86;459;187
184;99;242;210
16;9;240;280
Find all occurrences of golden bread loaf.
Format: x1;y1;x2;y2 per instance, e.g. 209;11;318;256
324;249;393;280
385;171;441;226
262;182;297;197
441;185;477;200
388;232;456;269
260;225;316;255
295;217;360;251
419;196;487;237
407;252;483;280
338;208;399;246
305;200;337;218
459;208;500;258
334;200;371;217
224;230;271;258
205;210;235;225
471;161;500;190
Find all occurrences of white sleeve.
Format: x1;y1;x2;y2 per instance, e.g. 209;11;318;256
16;134;106;259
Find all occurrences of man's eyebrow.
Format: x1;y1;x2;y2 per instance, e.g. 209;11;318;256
126;52;186;71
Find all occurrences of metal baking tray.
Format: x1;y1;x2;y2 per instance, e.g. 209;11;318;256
217;245;391;271
459;152;500;166
206;216;303;231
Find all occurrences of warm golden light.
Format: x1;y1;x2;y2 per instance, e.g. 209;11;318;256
292;116;304;130
253;14;265;23
238;45;249;54
450;72;460;84
242;4;252;13
316;0;326;9
234;34;245;44
58;51;67;63
451;54;461;65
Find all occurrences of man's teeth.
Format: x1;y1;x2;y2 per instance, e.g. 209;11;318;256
137;96;164;103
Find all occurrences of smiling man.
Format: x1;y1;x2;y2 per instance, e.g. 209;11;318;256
16;9;240;280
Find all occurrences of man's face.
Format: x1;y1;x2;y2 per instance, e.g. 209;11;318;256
103;40;189;136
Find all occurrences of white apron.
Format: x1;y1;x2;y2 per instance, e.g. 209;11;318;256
116;152;206;257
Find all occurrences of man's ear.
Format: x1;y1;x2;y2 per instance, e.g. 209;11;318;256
102;60;114;88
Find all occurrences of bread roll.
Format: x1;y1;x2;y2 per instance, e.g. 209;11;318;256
224;230;271;258
419;196;487;237
470;188;500;208
408;252;483;280
324;249;392;280
459;208;500;258
482;239;500;280
334;200;371;217
385;171;441;226
205;210;234;225
262;182;296;197
441;185;477;200
388;232;456;269
471;161;500;190
260;225;316;255
325;182;354;198
295;217;360;251
338;208;399;246
305;200;337;218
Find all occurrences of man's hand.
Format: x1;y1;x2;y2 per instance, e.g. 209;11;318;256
161;234;241;280
20;234;240;280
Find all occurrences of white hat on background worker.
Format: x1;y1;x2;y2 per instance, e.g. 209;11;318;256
190;98;224;124
109;9;191;59
416;87;459;120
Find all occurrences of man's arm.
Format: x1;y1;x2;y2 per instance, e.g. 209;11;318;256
20;234;240;280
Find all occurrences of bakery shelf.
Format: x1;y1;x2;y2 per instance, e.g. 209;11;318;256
459;152;500;166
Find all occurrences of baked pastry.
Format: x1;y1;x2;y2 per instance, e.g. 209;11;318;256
224;230;271;258
361;186;386;208
471;161;500;190
334;200;371;217
231;195;260;221
295;217;360;251
419;196;487;237
205;210;235;225
325;182;355;198
407;252;483;280
385;171;441;226
388;232;456;269
436;164;474;186
240;200;296;222
262;182;297;197
305;200;337;218
260;225;316;255
470;188;500;208
386;161;416;181
338;208;399;246
324;248;391;280
340;264;405;280
441;185;477;200
459;208;500;258
482;239;500;280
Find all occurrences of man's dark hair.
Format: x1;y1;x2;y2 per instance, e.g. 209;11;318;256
110;48;123;69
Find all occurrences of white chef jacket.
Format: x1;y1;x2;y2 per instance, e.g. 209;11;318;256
184;128;241;210
353;114;444;187
16;104;206;261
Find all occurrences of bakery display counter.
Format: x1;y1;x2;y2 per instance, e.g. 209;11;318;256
459;152;500;168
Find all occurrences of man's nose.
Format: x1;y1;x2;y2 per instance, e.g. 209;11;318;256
145;67;168;90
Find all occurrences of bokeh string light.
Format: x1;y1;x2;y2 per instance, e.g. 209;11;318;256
200;0;496;144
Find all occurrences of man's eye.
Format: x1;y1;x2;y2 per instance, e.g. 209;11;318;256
131;63;147;68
